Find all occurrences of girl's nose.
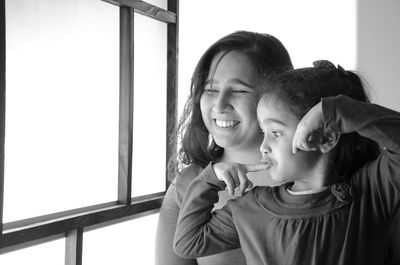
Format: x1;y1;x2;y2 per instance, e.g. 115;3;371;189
213;91;233;113
260;138;271;154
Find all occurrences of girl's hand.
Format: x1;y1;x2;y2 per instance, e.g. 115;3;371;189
292;102;325;154
212;162;269;196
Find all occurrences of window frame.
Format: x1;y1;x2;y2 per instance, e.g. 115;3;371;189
0;0;178;263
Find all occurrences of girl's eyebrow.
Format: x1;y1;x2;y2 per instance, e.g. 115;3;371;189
261;118;288;127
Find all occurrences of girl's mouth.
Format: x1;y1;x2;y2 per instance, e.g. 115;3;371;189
261;157;274;167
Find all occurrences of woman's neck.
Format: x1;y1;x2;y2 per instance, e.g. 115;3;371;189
220;147;279;187
220;146;261;164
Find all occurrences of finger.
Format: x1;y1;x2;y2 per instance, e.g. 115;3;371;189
292;128;302;154
293;133;317;153
224;175;235;196
228;170;239;196
237;167;249;196
292;138;298;154
301;140;317;151
292;135;299;154
244;163;269;172
246;180;253;190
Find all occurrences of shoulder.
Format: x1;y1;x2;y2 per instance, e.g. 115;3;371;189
174;164;203;188
225;186;274;209
172;164;203;205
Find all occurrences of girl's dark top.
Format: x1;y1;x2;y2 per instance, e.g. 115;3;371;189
174;95;400;265
156;165;247;265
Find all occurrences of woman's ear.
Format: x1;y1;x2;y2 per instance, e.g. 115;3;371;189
319;132;340;153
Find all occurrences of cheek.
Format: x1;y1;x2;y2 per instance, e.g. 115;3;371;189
292;151;319;170
200;96;212;127
199;95;209;115
237;98;258;121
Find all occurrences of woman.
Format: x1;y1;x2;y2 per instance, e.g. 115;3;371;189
155;31;293;265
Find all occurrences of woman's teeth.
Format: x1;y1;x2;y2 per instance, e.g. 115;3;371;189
215;120;240;128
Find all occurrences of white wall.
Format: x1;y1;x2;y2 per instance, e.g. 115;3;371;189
178;0;358;113
357;0;400;111
179;0;400;113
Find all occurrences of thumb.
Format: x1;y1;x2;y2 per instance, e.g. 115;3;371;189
243;163;269;172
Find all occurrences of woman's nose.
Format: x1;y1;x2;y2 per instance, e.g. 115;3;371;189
213;91;233;113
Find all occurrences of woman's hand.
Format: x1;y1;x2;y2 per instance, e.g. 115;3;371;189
292;101;325;154
212;162;269;196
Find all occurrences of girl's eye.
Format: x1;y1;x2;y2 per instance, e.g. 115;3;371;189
270;130;282;138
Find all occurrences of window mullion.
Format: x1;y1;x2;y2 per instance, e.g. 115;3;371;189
118;6;135;205
65;228;83;265
166;0;179;190
0;0;5;236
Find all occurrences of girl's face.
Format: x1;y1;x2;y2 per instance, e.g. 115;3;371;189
200;51;261;152
257;96;321;185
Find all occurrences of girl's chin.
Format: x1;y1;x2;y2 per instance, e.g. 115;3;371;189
270;174;286;184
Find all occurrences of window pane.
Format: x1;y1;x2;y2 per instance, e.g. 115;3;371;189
83;213;159;265
144;0;167;10
0;238;64;265
132;14;167;196
4;0;119;222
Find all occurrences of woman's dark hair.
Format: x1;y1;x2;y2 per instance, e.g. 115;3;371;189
168;31;293;181
258;60;380;181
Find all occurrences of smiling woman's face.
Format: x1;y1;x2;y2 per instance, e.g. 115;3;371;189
200;50;262;152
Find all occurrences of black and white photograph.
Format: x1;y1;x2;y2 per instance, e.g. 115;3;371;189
1;0;399;264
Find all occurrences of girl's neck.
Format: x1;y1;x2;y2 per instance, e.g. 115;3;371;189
290;155;335;192
291;173;335;192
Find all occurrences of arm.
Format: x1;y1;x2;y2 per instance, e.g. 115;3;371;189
173;164;241;258
155;182;198;265
322;95;400;157
323;95;400;190
295;95;400;217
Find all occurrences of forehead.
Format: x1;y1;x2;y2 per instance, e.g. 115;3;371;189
257;95;299;126
208;51;256;81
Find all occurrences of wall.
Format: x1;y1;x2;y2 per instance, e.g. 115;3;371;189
178;0;358;113
179;0;400;113
357;0;400;111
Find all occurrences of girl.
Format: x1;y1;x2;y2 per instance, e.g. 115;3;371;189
174;60;400;265
155;31;293;265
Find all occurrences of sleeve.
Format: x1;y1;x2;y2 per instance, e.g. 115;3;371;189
173;164;240;258
322;95;400;219
387;210;400;264
155;182;198;265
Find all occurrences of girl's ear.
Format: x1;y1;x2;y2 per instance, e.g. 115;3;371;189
319;132;340;153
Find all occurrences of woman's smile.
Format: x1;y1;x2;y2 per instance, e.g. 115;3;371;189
215;119;241;128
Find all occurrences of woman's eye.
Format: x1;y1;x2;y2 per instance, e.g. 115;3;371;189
204;88;219;96
232;89;250;94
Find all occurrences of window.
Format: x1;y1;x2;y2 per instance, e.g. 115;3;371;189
0;0;178;263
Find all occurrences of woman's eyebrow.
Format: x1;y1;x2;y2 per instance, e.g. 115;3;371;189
204;78;253;88
229;78;254;88
204;79;218;86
